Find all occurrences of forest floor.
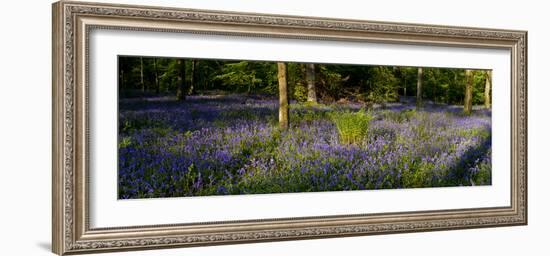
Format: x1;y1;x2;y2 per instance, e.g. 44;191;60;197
118;94;492;199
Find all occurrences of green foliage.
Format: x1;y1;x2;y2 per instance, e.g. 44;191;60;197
120;117;169;134
302;101;322;108
213;61;263;93
421;68;466;104
118;136;132;148
290;104;329;124
457;127;490;139
400;161;432;188
394;67;417;97
318;65;343;100
472;153;492;185
367;67;400;103
330;109;374;145
379;109;416;123
119;56;492;109
211;61;278;94
293;82;308;102
472;70;488;104
416;68;488;105
287;63;307;101
157;59;180;93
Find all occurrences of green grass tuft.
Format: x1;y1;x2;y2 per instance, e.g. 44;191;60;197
330;109;374;145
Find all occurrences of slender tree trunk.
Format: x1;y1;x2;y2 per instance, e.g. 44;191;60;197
464;69;473;115
278;62;289;130
450;71;458;105
203;62;207;92
120;69;124;90
306;63;317;103
153;58;160;94
190;60;197;95
416;67;423;109
176;59;187;101
484;70;492;109
140;57;145;93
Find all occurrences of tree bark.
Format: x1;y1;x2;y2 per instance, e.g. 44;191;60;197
176;59;187;101
153;58;160;94
306;63;317;103
120;69;124;90
140;57;145;93
464;69;473;115
190;60;197;95
278;62;289;130
484;70;492;109
416;67;423;109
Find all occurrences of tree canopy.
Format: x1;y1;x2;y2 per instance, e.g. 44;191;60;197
119;56;491;108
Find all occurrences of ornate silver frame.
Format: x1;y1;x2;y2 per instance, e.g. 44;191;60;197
52;1;527;255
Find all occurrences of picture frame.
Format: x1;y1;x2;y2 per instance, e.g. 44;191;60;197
52;1;527;255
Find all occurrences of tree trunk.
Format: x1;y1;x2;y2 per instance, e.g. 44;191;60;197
153;58;160;94
306;63;317;103
416;67;423;109
176;59;187;101
140;57;145;93
190;60;197;95
484;70;492;109
120;69;124;90
464;69;473;115
278;62;289;130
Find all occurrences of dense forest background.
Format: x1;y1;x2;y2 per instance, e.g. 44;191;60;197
118;56;491;110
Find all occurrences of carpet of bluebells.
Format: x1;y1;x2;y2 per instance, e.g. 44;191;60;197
118;95;491;199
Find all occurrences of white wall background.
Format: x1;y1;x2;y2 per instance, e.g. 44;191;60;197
0;0;547;255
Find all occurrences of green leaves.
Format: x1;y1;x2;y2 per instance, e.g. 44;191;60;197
368;67;400;103
118;136;132;148
330;109;374;145
213;61;277;93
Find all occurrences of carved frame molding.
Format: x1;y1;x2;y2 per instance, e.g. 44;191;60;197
52;1;527;255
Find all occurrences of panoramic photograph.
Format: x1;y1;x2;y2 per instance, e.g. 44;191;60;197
117;56;492;199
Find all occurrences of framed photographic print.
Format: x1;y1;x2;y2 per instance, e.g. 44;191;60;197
52;1;527;255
